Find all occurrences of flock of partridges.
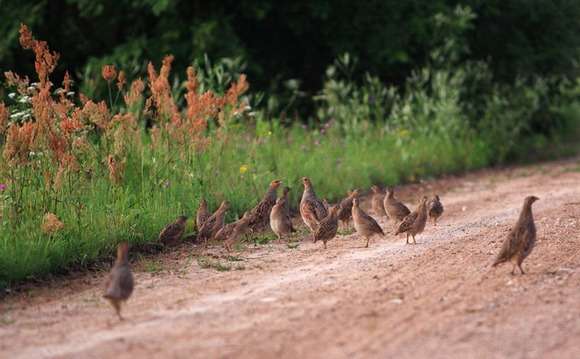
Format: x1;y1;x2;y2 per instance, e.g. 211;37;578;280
103;177;539;320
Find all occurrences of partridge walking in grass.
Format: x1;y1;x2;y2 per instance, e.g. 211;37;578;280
103;242;134;321
337;189;359;228
196;199;210;231
197;201;230;244
371;185;388;217
395;196;428;244
384;187;411;227
270;197;296;241
492;196;539;275
313;205;341;249
214;211;252;242
247;180;282;232
300;177;328;235
428;195;444;226
223;212;254;252
352;197;385;248
158;215;188;246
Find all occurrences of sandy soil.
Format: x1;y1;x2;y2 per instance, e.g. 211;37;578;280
1;158;580;359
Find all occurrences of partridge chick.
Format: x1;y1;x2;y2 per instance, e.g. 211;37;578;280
428;195;444;226
158;215;188;246
371;185;387;217
103;242;134;321
352;197;385;248
300;177;328;235
313;205;341;249
247;179;282;232
395;196;428;244
384;187;411;225
492;196;539;275
270;197;296;241
196;199;210;230
223;212;253;252
197;201;229;245
337;189;360;228
214;211;252;242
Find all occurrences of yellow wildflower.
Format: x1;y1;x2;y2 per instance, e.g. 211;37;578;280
239;164;249;174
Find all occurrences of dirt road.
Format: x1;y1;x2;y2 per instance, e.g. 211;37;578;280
1;159;580;359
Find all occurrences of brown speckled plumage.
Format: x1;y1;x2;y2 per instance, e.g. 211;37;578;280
428;195;444;226
371;185;387;217
337;189;359;227
158;216;188;246
352;197;384;248
196;199;210;230
384;187;411;223
223;212;253;252
300;177;328;234
395;196;428;244
197;201;229;244
214;211;251;242
493;196;539;275
247;180;282;232
270;197;296;240
103;242;134;320
313;205;341;249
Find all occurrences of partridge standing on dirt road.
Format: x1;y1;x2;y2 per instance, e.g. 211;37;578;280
371;185;388;217
337;189;360;228
492;195;539;275
384;187;411;225
103;242;134;321
196;199;211;231
300;177;328;236
223;212;254;252
395;196;428;244
158;215;188;246
352;197;385;248
270;197;296;241
214;211;252;242
428;195;444;226
197;201;230;245
247;180;282;232
313;205;341;249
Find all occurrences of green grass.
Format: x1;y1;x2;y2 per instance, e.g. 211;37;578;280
0;121;497;285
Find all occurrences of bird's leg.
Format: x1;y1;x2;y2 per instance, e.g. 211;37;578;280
413;235;417;245
434;218;437;226
323;241;327;249
406;233;409;244
112;301;123;321
365;237;370;248
518;263;525;275
511;264;516;275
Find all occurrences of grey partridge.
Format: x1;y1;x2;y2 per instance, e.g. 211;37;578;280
313;205;341;249
158;216;188;246
395;196;428;244
492;196;539;275
428;195;444;226
300;177;328;236
103;242;134;320
352;197;385;248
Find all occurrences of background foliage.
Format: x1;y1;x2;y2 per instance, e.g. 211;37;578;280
3;0;580;109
